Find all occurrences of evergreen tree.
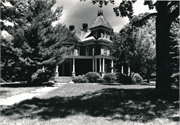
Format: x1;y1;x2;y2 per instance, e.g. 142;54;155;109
1;0;28;81
1;0;75;83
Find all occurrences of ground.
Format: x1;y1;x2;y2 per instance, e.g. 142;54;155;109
0;83;179;125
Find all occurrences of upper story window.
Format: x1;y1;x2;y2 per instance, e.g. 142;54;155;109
86;46;89;56
77;47;80;56
103;46;108;55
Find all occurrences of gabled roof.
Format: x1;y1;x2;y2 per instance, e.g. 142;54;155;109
89;11;113;30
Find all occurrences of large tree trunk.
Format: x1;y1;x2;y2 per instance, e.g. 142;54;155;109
156;2;172;91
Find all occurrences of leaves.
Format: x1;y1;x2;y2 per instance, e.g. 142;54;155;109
111;13;156;76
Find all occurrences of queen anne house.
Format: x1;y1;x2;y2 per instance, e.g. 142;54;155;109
55;11;114;77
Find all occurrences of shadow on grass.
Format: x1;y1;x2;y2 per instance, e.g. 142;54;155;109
0;83;54;87
0;88;179;122
0;90;9;95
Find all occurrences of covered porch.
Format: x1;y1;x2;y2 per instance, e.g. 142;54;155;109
55;55;114;77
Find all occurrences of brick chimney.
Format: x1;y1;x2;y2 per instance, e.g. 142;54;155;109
82;23;88;32
69;25;75;31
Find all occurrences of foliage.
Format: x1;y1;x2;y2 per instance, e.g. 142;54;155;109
169;18;180;85
103;73;116;83
111;13;156;80
116;72;132;84
1;0;28;81
85;72;102;83
96;77;105;83
72;72;105;83
134;16;156;79
132;73;143;84
72;75;89;83
1;0;75;84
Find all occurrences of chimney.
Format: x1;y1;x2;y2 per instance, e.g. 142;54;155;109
69;25;75;31
82;23;88;32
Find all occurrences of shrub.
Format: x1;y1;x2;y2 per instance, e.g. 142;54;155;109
97;77;105;83
116;72;132;84
132;73;143;84
72;75;89;83
103;73;116;83
85;72;102;83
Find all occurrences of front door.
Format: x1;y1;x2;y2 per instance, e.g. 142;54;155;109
64;62;71;76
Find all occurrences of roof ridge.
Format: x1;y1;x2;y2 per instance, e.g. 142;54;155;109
89;15;112;29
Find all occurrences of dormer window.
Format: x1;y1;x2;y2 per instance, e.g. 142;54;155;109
86;46;89;56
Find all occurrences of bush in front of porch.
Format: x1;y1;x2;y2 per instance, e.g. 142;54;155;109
85;72;104;83
103;73;116;83
72;72;104;83
72;72;144;84
72;75;88;83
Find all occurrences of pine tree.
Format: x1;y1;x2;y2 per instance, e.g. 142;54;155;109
1;0;75;84
1;0;27;81
18;0;75;84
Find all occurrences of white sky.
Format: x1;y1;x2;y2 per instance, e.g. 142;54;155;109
53;0;156;33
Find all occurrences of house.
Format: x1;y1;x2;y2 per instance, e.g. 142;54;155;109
55;10;114;77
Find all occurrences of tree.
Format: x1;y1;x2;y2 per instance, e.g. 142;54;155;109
134;16;156;83
1;0;75;83
111;13;156;83
1;0;28;81
87;0;179;91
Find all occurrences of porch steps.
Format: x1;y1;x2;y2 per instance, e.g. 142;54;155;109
54;77;72;83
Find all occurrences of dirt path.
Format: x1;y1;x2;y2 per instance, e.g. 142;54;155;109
0;83;66;106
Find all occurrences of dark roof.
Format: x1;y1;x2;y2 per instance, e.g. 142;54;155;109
89;15;113;29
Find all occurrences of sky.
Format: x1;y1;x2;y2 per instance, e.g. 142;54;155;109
53;0;156;33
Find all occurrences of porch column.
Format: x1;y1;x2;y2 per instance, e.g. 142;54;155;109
102;58;105;72
72;58;75;76
111;60;114;73
121;65;123;74
128;67;130;76
92;47;95;72
99;58;101;72
92;59;94;71
102;58;105;77
55;65;59;77
95;58;97;72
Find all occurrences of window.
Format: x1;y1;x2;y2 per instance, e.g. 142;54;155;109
77;47;80;55
103;46;108;55
86;46;89;56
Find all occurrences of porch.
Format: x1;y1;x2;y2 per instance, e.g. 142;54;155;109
55;55;114;77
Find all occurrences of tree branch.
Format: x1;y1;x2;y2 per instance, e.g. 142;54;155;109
167;1;179;12
168;7;179;23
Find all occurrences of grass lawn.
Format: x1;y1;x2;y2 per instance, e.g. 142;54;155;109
0;83;179;125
